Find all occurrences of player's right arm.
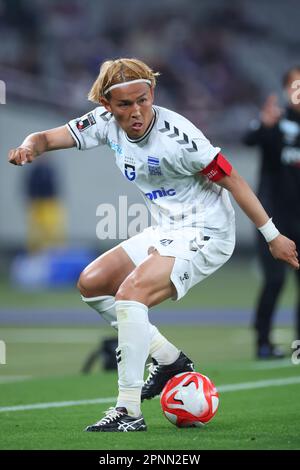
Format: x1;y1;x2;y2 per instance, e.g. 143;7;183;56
8;125;76;166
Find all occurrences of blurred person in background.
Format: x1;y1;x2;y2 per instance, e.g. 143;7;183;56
25;157;65;252
8;58;298;432
244;66;300;359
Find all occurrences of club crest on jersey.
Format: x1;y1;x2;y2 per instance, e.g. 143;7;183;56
124;163;136;181
124;157;136;181
148;156;162;176
76;113;96;132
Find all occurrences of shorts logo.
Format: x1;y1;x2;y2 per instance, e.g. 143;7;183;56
160;239;173;246
145;187;176;200
179;272;189;284
76;113;96;131
148;156;162;175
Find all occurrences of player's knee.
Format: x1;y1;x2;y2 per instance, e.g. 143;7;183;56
77;272;91;296
77;269;108;297
115;275;149;303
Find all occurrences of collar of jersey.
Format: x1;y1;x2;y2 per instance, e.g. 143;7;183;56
125;108;157;144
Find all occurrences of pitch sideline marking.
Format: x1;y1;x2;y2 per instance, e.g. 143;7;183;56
249;359;293;370
1;376;300;413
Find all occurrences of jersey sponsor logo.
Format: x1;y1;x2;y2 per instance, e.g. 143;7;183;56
148;156;162;175
145;187;176;200
124;163;136;181
108;139;123;155
76;113;96;132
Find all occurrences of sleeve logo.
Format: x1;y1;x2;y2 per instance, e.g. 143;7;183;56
76;113;96;132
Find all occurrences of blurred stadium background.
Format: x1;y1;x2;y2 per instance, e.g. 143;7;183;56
0;0;299;450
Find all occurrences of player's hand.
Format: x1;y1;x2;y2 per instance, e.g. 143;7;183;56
269;234;299;269
8;146;36;166
260;94;282;128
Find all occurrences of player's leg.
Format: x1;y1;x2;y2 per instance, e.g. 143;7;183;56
293;231;300;343
85;227;237;431
117;250;193;405
78;244;135;297
84;249;192;432
85;251;183;431
111;251;190;420
116;248;177;306
254;233;286;358
78;245;181;360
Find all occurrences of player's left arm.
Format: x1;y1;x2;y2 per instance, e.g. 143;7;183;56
201;154;299;269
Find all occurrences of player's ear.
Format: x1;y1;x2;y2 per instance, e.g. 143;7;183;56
99;97;112;113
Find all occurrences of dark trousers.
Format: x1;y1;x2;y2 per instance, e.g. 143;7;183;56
254;232;300;346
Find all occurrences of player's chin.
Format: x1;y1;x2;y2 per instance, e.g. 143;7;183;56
127;126;144;139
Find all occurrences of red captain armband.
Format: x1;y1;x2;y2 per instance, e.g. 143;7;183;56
200;153;232;182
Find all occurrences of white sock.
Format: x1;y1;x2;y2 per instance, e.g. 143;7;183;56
149;325;180;365
81;295;179;364
81;294;118;329
115;300;150;417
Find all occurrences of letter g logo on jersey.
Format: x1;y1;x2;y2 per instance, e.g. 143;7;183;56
124;163;136;181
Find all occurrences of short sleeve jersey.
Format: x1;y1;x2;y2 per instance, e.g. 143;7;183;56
67;105;234;234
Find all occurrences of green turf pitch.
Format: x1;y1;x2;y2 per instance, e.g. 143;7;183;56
0;325;300;450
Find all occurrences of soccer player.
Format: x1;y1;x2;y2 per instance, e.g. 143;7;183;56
9;58;299;432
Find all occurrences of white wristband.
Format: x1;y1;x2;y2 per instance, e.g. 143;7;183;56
258;218;280;243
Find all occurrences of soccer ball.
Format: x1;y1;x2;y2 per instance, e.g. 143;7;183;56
160;372;219;428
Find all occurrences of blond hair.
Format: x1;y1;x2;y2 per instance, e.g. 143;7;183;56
88;58;160;103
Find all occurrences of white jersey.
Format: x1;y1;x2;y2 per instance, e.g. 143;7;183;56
67;105;235;239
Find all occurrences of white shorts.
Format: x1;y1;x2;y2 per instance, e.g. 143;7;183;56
120;223;236;301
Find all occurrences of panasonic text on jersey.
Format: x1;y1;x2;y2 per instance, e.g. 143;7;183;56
145;187;176;200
